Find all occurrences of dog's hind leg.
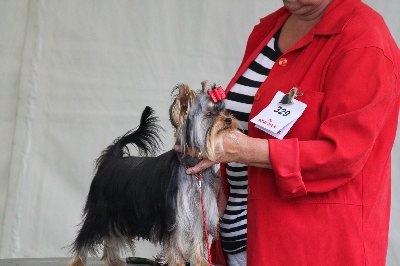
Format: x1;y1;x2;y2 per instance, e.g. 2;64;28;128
101;236;125;266
125;237;136;258
68;250;87;266
68;256;86;266
68;240;89;266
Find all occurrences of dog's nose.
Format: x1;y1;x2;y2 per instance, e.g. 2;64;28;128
224;118;232;125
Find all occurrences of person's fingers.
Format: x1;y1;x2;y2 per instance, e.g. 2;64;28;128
174;145;200;157
186;159;215;174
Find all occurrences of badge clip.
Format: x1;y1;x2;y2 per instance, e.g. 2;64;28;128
279;87;303;105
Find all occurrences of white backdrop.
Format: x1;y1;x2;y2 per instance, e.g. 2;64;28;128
0;0;399;264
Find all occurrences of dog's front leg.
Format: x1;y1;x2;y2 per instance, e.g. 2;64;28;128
190;237;210;266
188;217;210;266
161;237;187;266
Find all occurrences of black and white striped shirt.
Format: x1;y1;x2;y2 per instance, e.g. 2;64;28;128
220;28;283;254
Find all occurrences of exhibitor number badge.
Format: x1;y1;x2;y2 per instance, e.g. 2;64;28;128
250;89;307;140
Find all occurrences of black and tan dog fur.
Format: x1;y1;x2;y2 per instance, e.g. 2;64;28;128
68;81;239;266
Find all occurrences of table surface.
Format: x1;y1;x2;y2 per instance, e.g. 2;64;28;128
0;257;153;266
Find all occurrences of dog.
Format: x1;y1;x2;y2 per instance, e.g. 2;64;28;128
68;81;240;266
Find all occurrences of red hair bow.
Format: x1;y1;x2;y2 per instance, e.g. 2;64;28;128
208;86;226;103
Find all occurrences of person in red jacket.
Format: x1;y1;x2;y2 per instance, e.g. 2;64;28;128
183;0;400;265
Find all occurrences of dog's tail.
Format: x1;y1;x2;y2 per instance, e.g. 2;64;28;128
98;106;164;162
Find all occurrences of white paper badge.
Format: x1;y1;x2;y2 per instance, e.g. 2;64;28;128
250;90;307;140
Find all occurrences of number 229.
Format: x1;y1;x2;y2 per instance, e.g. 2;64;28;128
273;106;291;116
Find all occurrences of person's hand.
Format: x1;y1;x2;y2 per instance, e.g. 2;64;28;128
175;131;271;174
174;144;217;174
174;131;246;174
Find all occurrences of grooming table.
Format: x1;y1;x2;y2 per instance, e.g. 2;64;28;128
0;257;155;266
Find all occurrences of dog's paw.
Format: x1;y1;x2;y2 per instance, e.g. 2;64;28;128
193;255;210;266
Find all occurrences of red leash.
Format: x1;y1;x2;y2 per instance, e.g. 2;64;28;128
186;165;213;266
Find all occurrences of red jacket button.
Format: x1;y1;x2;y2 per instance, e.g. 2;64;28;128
254;92;260;100
278;58;288;66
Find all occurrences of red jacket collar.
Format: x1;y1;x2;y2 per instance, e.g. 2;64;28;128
254;0;362;37
225;0;363;94
315;0;362;35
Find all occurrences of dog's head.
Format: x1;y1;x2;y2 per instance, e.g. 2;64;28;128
170;81;240;161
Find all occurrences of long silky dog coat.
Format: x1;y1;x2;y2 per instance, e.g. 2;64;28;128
69;82;239;266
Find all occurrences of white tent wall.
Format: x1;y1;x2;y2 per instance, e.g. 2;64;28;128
0;0;398;264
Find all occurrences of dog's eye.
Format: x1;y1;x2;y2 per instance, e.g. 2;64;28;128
206;112;212;117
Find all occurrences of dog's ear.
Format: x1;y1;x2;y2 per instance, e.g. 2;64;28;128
169;83;196;131
201;80;219;94
201;80;209;93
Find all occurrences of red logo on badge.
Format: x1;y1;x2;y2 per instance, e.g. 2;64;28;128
258;118;276;129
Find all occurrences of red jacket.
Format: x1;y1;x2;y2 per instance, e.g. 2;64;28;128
213;0;399;265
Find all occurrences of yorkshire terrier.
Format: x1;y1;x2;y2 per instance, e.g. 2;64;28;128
68;81;240;266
